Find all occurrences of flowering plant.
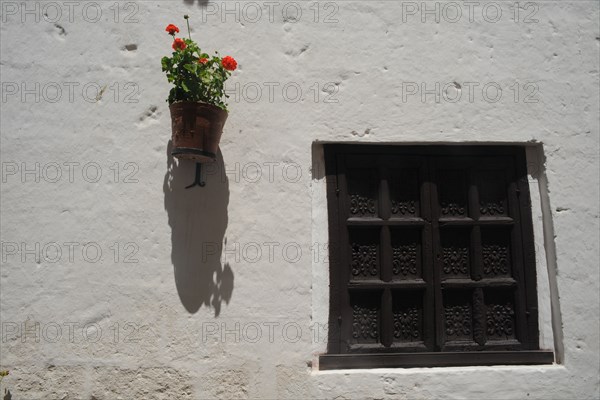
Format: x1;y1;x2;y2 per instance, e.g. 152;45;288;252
161;16;237;110
0;369;9;397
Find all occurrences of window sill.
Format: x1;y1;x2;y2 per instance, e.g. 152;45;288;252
319;351;554;370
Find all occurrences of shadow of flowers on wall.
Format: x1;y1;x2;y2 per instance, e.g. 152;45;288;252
163;141;233;316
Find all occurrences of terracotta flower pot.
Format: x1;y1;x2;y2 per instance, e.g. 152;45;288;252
169;101;228;163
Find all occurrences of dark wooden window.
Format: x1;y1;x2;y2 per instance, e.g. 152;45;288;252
320;145;554;369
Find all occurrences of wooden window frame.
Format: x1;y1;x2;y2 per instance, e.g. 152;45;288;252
320;144;554;370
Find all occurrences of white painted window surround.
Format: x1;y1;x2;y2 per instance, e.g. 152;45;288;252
310;142;563;371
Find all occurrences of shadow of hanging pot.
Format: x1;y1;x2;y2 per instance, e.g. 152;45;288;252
170;101;228;163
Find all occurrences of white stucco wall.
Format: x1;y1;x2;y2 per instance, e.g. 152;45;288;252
0;1;598;398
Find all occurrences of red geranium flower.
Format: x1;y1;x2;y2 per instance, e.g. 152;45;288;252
172;38;186;51
221;56;237;71
165;24;179;35
198;58;208;64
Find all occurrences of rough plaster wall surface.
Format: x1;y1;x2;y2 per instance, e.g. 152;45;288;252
0;1;598;399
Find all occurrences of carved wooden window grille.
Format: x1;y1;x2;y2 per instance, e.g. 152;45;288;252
321;145;553;369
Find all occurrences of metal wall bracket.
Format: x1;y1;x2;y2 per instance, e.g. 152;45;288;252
186;162;206;189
